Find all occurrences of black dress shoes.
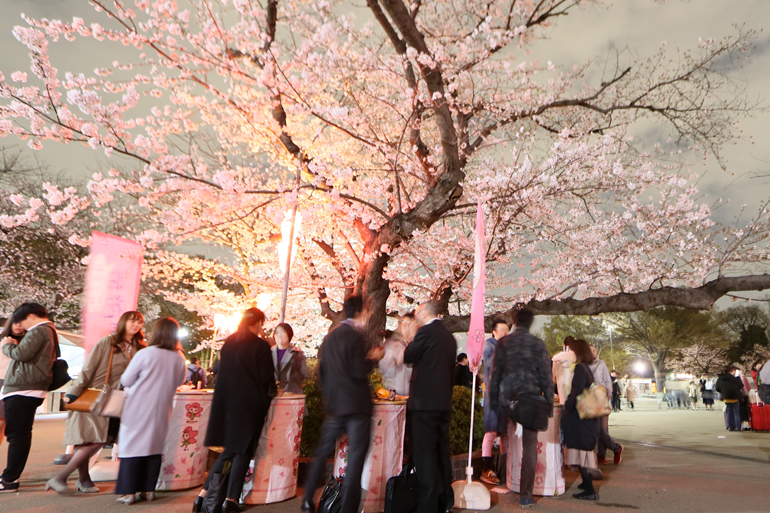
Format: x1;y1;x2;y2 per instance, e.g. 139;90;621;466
572;491;598;500
192;496;204;513
222;500;242;513
300;499;316;513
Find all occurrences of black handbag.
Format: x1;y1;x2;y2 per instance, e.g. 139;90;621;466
202;462;231;513
46;326;71;391
318;476;343;513
384;464;419;513
509;394;551;432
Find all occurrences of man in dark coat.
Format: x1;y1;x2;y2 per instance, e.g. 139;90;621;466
716;366;744;431
489;309;553;509
199;308;276;512
301;296;384;513
404;301;457;513
454;352;474;389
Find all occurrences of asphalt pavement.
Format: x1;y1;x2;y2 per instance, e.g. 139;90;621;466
1;397;769;513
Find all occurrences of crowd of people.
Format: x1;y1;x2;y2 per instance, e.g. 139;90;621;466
2;298;768;512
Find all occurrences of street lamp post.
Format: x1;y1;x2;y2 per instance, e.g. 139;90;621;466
608;326;615;371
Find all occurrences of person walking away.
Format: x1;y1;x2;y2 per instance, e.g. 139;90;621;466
610;371;622;412
403;301;457;513
186;356;206;388
490;309;553;509
552;337;576;406
715;366;744;432
301;296;384;513
736;370;751;430
480;318;509;486
378;315;415;397
272;323;310;395
624;376;636;411
700;375;715;411
115;317;186;504
0;303;58;493
48;312;146;494
562;339;600;501
0;317;27;450
194;309;276;513
589;345;622;465
454;353;474;389
688;380;699;411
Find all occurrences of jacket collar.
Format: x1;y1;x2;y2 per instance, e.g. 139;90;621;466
272;345;294;370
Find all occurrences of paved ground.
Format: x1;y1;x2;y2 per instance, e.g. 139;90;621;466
1;397;769;513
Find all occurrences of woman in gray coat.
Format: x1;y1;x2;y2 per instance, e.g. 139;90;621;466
272;323;310;395
115;317;186;505
47;312;146;494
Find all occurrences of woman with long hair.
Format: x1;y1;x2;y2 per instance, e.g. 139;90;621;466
194;308;276;513
115;317;186;505
0;312;27;449
46;312;147;494
562;339;600;501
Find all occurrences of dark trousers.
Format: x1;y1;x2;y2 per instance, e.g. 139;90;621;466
724;402;740;430
2;395;44;483
115;455;162;494
205;450;252;500
411;410;453;513
519;426;538;501
597;415;621;459
303;414;371;513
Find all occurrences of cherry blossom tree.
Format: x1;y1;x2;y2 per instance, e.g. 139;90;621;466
1;0;770;345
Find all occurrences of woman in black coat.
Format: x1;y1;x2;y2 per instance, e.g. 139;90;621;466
193;308;276;513
561;339;600;501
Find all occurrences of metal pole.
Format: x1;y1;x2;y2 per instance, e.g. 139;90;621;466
279;156;303;324
467;371;477;484
609;328;615;370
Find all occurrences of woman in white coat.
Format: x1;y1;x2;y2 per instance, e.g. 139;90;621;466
115;317;186;505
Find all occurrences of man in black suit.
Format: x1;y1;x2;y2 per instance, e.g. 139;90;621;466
404;301;458;513
301;296;384;513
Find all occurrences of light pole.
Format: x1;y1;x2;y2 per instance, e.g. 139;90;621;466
608;326;615;371
278;211;302;323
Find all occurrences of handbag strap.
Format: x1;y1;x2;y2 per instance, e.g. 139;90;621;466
104;344;116;389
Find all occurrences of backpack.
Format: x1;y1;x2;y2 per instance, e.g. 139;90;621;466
705;380;713;391
188;365;206;387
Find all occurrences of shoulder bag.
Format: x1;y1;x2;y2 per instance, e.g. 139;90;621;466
65;344;125;417
576;365;612;420
509;394;552;432
90;345;126;418
46;325;72;391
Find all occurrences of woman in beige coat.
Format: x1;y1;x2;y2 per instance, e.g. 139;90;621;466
46;312;146;494
624;377;637;411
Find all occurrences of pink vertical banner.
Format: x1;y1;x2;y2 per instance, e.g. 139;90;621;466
82;231;144;356
466;200;486;373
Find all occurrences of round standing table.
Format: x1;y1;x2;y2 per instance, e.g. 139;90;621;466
240;393;306;504
506;404;565;496
156;390;215;490
333;400;407;513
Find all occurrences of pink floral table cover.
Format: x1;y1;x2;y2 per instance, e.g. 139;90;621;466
156;391;214;491
506;404;565;496
333;401;407;513
240;394;306;504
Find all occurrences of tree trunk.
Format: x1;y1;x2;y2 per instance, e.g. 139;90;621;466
357;250;391;347
651;352;668;394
